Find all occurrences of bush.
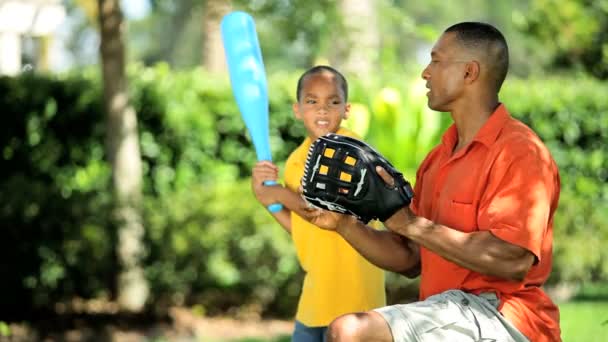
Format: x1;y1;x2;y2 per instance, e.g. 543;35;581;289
0;72;114;317
502;78;608;283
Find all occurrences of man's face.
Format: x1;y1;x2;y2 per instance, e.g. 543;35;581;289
421;32;470;112
293;72;349;141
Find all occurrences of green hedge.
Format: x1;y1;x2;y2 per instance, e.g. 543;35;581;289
502;79;608;283
0;66;605;319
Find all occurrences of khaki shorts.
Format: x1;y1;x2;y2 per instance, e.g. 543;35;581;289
374;290;530;342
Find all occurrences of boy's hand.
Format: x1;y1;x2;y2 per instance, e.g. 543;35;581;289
251;161;281;206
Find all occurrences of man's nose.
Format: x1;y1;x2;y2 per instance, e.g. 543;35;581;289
421;65;431;80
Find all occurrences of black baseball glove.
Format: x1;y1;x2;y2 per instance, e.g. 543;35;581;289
301;133;414;223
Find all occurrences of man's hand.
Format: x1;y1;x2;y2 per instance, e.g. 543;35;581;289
299;205;358;231
251;161;281;207
295;185;357;231
375;166;417;233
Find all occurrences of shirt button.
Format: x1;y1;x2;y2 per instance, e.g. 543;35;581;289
461;298;469;306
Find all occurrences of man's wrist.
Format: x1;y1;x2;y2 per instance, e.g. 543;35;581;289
336;216;360;238
387;208;418;237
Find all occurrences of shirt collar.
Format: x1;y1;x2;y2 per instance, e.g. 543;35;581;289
300;127;351;157
441;103;510;150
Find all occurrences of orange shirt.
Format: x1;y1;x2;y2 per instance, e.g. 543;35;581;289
411;104;561;342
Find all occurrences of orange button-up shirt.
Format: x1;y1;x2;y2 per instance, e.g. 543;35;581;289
411;104;561;342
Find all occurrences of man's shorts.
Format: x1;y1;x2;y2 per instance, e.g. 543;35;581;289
374;290;530;342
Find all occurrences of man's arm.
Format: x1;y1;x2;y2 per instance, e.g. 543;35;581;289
385;208;535;281
262;184;421;275
336;220;421;276
374;165;536;281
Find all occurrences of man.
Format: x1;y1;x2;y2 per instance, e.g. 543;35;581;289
300;22;561;341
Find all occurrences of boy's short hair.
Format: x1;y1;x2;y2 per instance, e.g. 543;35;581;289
296;65;349;102
445;22;509;92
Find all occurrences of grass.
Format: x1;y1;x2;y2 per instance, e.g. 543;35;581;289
559;301;608;342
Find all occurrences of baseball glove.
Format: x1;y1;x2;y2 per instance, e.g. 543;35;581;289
301;133;414;223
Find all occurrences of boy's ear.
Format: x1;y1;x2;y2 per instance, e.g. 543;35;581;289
292;103;302;120
342;103;351;120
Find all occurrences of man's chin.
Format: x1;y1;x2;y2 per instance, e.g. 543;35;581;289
427;100;447;112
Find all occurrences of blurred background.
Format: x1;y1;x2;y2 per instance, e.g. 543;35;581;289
0;0;607;341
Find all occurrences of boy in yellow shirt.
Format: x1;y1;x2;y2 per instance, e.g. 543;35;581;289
251;65;385;341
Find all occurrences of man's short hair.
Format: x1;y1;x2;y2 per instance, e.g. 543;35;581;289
445;22;509;92
296;65;349;102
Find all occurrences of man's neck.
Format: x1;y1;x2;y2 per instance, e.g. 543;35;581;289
450;98;499;153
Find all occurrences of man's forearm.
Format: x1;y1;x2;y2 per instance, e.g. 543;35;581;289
393;215;534;281
267;185;420;274
336;220;420;274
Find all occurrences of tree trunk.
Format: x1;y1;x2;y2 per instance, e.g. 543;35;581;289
160;0;195;66
331;0;379;81
202;0;232;72
98;0;148;312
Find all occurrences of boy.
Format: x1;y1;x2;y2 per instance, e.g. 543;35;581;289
251;66;386;342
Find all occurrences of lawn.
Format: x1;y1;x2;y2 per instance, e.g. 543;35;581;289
559;301;608;342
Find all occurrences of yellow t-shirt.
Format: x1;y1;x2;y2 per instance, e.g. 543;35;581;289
284;127;386;327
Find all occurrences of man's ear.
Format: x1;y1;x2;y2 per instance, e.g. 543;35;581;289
293;102;302;120
464;60;480;84
342;103;351;120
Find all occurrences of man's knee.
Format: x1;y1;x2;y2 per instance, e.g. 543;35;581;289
325;313;371;342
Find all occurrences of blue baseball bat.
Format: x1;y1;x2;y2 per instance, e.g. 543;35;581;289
221;11;282;213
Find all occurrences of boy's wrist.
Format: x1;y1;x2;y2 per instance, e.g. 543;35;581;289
263;184;284;208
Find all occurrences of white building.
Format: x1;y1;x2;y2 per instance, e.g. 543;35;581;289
0;0;65;75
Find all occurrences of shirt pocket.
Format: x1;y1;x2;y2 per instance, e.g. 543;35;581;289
445;200;477;232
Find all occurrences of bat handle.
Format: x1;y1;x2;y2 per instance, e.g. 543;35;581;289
263;180;283;213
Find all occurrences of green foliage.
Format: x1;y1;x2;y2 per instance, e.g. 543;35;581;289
0;65;304;319
357;78;452;180
502;78;608;283
518;0;608;79
0;321;10;337
0;72;114;318
128;64;304;316
1;67;607;319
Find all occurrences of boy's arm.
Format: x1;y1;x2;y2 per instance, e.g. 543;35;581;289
266;207;292;234
251;161;304;234
256;184;314;234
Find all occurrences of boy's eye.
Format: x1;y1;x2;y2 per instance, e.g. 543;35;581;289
306;99;316;104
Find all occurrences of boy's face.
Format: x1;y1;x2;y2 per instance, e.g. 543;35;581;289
293;72;350;141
